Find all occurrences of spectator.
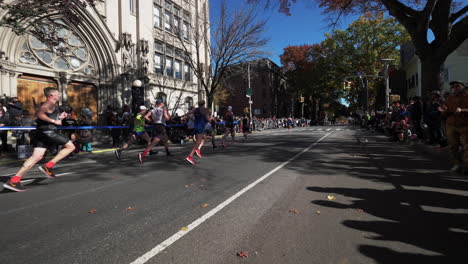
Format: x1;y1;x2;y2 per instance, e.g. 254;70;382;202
79;119;93;152
7;97;23;122
442;80;468;173
426;91;445;146
80;102;94;121
0;108;9;154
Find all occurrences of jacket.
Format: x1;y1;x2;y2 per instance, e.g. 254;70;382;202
444;94;468;127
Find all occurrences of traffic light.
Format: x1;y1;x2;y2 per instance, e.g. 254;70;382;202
344;81;351;90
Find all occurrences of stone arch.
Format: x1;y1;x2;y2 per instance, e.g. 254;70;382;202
0;3;120;115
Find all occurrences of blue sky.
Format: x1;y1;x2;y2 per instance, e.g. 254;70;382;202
209;0;358;66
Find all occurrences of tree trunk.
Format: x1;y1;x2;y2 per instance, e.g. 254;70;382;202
419;56;445;96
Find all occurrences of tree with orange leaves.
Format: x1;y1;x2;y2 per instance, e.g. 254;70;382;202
250;0;468;94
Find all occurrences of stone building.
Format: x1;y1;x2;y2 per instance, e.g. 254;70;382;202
0;0;210;121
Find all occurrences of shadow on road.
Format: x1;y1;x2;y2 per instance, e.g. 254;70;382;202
303;130;468;262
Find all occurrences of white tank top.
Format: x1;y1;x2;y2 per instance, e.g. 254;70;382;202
151;107;166;125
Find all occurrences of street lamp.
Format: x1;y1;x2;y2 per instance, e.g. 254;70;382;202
382;59;395;115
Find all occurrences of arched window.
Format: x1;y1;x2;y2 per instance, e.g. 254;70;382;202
19;19;96;75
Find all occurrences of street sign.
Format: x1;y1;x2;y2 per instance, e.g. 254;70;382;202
246;87;253;97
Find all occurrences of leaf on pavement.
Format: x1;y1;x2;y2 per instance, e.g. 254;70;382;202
289;209;300;214
88;209;97;214
181;227;189;231
237;251;249;258
327;195;336;200
316;210;321;215
200;203;209;208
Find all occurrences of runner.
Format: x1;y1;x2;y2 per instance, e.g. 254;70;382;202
138;98;172;164
221;106;235;147
3;87;75;192
242;114;250;139
114;106;152;160
184;100;211;165
205;116;218;149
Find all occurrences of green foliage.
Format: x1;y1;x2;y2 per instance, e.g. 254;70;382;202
280;12;409;112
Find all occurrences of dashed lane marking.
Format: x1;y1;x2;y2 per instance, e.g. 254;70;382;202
129;132;333;264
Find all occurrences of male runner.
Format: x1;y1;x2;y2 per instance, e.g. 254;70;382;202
138;98;172;164
221;106;235;147
114;105;152;159
3;87;75;192
185;100;211;165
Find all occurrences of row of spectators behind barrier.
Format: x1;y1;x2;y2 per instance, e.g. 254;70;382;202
355;90;464;146
1;101;312;157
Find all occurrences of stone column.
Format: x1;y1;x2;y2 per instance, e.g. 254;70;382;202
0;70;8;96
9;72;18;97
59;71;68;103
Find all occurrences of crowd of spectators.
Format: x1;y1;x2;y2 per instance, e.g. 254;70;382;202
357;80;468;173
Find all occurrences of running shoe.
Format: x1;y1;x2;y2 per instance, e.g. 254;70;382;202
138;153;144;164
195;149;202;158
114;149;122;160
3;180;27;192
39;165;56;179
185;156;195;165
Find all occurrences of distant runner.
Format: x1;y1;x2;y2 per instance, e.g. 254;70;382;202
114;105;152;160
138;98;172;164
221;106;235;147
185;100;211;165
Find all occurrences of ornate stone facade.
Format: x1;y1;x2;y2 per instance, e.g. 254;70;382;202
0;0;210;118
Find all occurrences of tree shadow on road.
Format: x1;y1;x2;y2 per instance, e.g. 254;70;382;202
303;130;468;262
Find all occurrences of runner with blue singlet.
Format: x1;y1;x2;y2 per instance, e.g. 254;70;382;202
184;100;211;165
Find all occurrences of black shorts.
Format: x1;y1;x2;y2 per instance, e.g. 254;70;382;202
33;130;70;148
153;124;168;141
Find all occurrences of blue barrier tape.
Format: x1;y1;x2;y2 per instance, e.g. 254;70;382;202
0;121;238;131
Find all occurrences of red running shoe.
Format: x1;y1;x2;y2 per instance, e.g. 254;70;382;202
185;156;195;165
195;149;202;158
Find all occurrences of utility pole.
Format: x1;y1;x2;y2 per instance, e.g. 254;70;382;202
247;63;253;123
382;59;394;115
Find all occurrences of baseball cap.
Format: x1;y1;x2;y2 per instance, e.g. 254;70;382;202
227;106;232;111
139;105;147;110
449;80;465;86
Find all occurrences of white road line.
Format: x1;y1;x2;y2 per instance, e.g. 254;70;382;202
337;129;342;131
129;132;333;264
326;128;331;131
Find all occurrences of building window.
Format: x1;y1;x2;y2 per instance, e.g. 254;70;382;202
184;63;190;81
154;53;163;74
129;0;136;14
166;57;173;77
165;12;172;32
154;41;163;53
173;16;180;35
153;5;161;28
174;60;181;79
185;96;193;109
182;22;189;40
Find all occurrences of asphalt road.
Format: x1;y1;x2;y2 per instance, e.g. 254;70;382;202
1;126;467;264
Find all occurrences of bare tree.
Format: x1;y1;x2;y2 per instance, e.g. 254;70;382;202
176;0;269;110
